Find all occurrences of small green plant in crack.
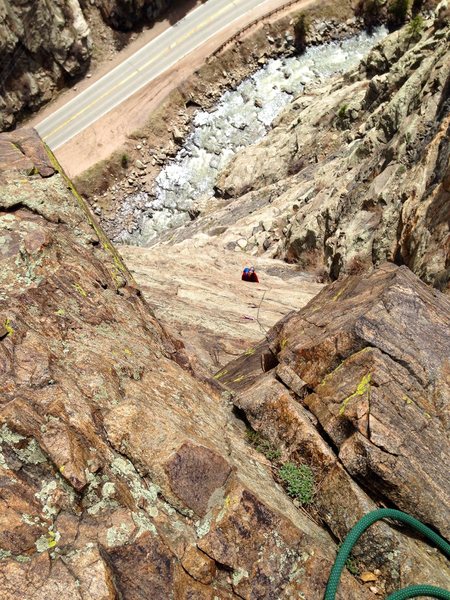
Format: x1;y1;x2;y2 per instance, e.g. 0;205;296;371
408;14;424;37
345;557;360;576
121;153;130;168
337;104;348;120
279;462;314;505
246;429;281;461
336;541;360;576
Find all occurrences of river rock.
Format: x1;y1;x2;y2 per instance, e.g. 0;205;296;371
172;126;184;143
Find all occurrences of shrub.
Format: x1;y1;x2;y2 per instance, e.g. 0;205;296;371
355;0;384;30
346;558;360;576
337;104;348;119
279;462;314;505
387;0;410;29
121;153;129;168
408;14;424;37
246;429;281;461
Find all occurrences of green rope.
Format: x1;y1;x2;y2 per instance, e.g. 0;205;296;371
386;586;450;600
324;508;450;600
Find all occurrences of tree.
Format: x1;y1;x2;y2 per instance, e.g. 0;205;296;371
355;0;384;31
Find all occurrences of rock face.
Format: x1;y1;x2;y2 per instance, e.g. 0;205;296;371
90;0;171;30
0;0;172;130
219;263;450;594
119;240;322;377
1;128;388;599
215;13;450;291
0;0;91;129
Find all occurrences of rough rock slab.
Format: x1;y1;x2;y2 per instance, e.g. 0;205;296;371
120;240;322;375
0;128;375;598
218;263;450;593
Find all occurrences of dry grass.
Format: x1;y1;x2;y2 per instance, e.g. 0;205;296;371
346;254;371;275
73;150;126;197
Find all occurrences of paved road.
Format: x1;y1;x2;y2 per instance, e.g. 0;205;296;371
36;0;274;150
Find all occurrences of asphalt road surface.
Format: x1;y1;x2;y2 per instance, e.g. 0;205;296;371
36;0;275;150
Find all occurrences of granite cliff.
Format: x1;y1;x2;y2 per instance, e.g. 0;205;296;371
0;129;449;599
0;0;173;130
1;4;450;599
212;9;450;290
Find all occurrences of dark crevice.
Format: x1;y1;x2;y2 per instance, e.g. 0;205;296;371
0;200;61;224
312;417;341;457
377;349;426;392
231;404;252;429
192;551;246;599
94;279;109;290
316;513;342;546
261;349;279;372
195;547;233;574
1;202;34;215
97;544;124;600
343;472;447;545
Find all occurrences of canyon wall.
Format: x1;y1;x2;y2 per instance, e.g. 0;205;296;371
0;0;173;130
215;12;450;289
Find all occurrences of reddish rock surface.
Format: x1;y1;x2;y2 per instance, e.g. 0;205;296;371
0;128;385;599
220;263;450;594
165;442;233;517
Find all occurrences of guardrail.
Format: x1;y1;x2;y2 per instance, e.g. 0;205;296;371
208;0;302;60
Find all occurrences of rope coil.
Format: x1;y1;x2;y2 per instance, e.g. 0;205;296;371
324;508;450;600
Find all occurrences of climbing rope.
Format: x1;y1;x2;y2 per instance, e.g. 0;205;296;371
324;508;450;600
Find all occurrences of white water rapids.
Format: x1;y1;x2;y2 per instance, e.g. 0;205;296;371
120;27;387;246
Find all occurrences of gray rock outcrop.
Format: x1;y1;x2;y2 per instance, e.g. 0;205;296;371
0;0;173;130
215;13;450;290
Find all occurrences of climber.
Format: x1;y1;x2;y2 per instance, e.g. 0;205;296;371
242;266;259;283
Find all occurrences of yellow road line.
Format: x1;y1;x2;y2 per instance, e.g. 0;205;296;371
43;0;240;141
